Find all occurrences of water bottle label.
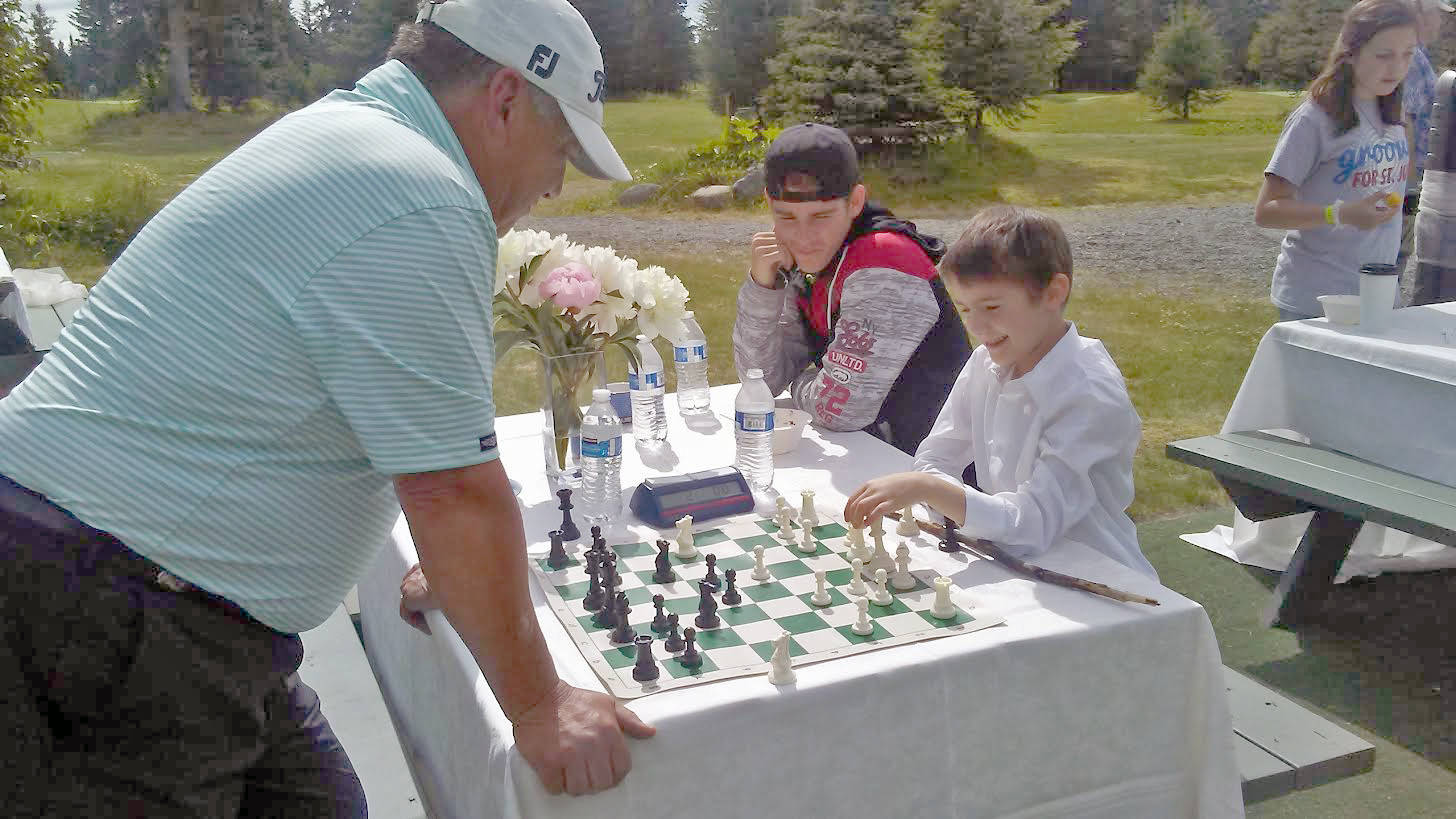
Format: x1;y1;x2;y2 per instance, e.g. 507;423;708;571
735;410;775;432
674;345;707;363
629;371;663;389
581;435;622;458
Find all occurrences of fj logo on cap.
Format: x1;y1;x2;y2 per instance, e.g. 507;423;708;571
528;44;559;79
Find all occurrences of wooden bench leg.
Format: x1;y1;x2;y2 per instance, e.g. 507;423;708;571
1263;508;1363;629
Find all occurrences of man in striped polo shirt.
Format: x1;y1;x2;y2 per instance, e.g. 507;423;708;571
0;0;654;813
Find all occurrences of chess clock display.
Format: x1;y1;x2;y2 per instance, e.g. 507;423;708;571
629;467;755;528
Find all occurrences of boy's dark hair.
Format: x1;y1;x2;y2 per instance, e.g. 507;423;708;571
939;205;1073;294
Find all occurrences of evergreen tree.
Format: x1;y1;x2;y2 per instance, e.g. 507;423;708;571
1138;2;1227;119
1056;0;1175;90
0;0;48;166
914;0;1080;134
1204;0;1274;83
1246;0;1346;88
628;0;694;93
699;0;797;112
761;0;942;135
28;2;64;92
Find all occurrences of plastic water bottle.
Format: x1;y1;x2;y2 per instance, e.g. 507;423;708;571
628;335;668;442
580;388;623;527
734;368;775;490
672;311;711;416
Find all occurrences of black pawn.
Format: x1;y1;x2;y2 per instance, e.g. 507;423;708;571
582;551;604;613
721;568;741;605
591;589;616;628
694;580;720;630
650;594;671;633
599;553;618;594
703;553;721;590
679;627;702;668
557;488;580;542
663;613;684;652
591;525;605;552
938;516;963;553
631;635;660;682
609;595;636;644
546;530;570;570
652;540;674;584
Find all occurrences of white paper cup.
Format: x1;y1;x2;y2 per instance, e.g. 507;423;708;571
1358;263;1399;330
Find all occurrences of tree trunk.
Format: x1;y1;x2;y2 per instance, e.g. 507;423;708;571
165;0;192;112
1182;92;1190;120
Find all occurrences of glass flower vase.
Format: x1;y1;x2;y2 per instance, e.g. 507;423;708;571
537;349;606;488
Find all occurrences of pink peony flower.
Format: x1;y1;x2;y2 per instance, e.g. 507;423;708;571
538;262;601;310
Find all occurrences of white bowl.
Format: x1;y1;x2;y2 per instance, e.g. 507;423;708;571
772;408;811;454
1318;294;1360;325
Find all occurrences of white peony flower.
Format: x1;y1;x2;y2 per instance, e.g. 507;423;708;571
494;228;555;295
632;264;690;341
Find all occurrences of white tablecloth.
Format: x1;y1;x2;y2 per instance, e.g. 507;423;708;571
359;386;1243;818
1184;304;1456;577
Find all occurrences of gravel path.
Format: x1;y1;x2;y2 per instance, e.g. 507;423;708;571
521;202;1287;296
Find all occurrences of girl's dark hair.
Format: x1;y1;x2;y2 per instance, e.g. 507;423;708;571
1308;0;1419;134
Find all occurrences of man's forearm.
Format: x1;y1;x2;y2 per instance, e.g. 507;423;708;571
399;467;559;723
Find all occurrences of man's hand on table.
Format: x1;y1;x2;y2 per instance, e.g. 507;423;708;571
399;562;436;635
513;680;656;796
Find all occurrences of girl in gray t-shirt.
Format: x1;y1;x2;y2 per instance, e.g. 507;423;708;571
1254;0;1419;320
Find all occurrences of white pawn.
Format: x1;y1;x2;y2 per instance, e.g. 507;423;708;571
767;631;796;685
851;597;874;635
810;569;832;607
847;522;869;563
675;515;699;560
896;505;919;537
930;576;956;619
751;544;772;581
797;523;816;554
848;558;867;596
799;488;819;528
775;504;796;544
892;544;916;591
872;568;893;606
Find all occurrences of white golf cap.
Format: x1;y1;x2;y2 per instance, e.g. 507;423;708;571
417;0;632;182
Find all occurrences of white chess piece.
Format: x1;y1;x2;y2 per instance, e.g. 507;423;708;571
751;544;772;581
892;544;916;590
810;569;832;607
930;576;956;619
775;505;796;543
674;515;699;560
869;527;893;575
847;522;869;562
767;631;796;685
799;488;819;528
848;558;867;596
896;506;919;537
798;523;816;554
851;597;874;635
872;568;892;605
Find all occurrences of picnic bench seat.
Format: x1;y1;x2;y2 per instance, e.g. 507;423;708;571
1166;431;1456;628
299;605;428;818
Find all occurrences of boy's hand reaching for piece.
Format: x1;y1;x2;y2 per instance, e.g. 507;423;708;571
844;472;934;528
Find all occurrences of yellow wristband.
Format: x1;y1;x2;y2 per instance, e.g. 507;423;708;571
1324;204;1336;225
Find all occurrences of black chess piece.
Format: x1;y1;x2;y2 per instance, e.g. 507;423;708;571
631;635;660;682
679;626;702;668
582;551;604;613
546;529;570;570
557;488;580;541
652;540;674;584
663;613;684;652
938;516;964;553
591;525;605;552
694;579;720;629
721;568;742;605
614;590;631;619
650;594;670;633
591;589;616;628
609;595;636;644
608;553;623;589
703;553;720;590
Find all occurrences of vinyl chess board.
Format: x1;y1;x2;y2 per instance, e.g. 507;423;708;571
529;513;1004;698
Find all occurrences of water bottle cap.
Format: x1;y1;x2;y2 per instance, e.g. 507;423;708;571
683;310;694;319
636;333;650;341
592;388;610;402
745;368;764;380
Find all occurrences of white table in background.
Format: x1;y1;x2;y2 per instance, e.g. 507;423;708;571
1185;303;1456;578
358;386;1242;819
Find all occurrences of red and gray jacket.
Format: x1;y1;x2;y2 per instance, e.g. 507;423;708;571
733;204;971;454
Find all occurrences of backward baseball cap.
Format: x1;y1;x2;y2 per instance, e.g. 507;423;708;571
417;0;632;182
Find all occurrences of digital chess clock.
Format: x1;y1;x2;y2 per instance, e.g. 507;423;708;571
629;467;755;529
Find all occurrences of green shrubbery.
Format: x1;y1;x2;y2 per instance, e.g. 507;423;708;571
0;162;162;261
640;116;782;203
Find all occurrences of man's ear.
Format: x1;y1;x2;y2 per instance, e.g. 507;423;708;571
474;68;529;134
848;184;867;219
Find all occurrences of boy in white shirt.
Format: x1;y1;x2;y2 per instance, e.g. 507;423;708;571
844;205;1156;578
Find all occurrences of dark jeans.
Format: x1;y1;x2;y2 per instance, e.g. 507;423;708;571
0;474;367;818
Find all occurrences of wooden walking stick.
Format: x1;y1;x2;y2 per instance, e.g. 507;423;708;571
887;512;1160;607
